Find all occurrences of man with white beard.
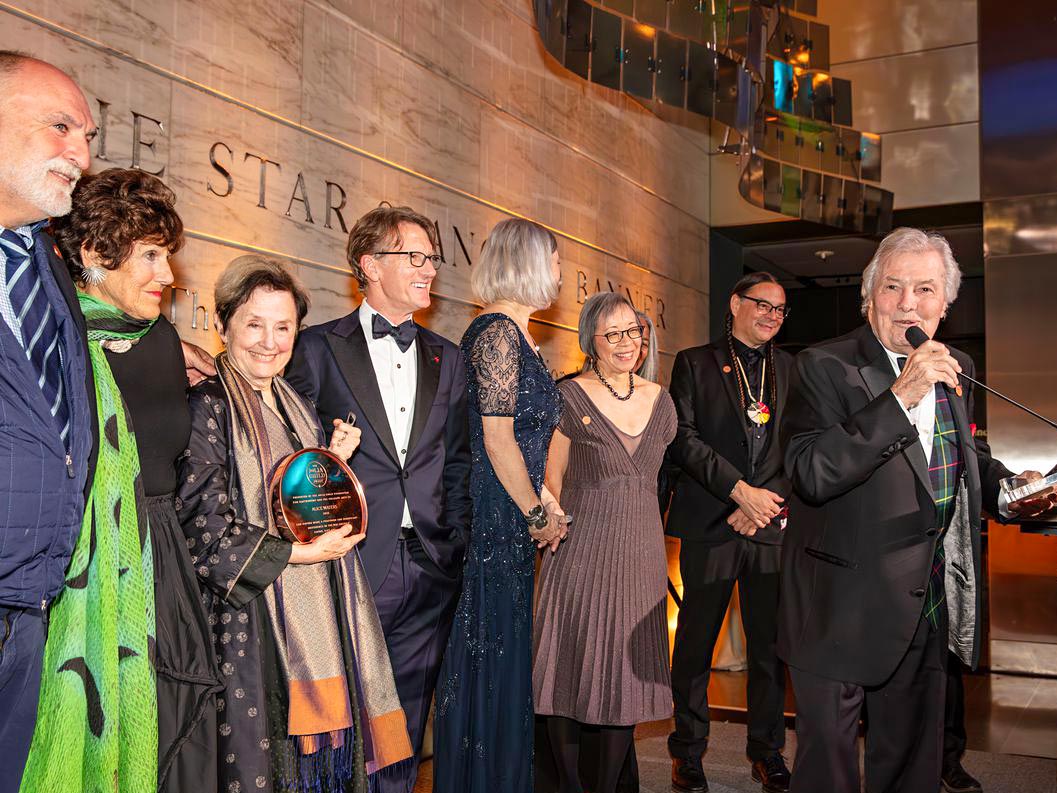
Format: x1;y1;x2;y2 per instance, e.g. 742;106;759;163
0;52;99;792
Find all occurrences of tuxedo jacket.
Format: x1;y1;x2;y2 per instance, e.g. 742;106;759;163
778;324;1011;685
666;341;794;545
285;309;471;592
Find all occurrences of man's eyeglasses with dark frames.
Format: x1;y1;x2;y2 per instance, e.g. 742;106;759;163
372;251;445;268
739;295;790;320
595;326;645;345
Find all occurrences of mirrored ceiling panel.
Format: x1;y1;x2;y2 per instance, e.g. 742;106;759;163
655;32;687;107
532;0;893;233
591;8;623;90
623;22;656;98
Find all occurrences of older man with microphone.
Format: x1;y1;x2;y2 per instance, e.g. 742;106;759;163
777;227;1052;793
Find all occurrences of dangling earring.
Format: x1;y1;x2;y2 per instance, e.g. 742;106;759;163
81;264;107;286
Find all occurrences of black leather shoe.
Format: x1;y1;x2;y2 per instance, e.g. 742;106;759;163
942;761;983;793
751;754;791;793
671;758;709;792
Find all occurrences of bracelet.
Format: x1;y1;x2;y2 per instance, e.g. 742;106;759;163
524;503;548;530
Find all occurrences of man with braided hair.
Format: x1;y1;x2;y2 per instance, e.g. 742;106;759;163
665;272;793;793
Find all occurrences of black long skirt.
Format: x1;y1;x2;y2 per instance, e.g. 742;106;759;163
148;493;224;793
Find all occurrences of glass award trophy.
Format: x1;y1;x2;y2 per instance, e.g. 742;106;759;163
270;448;368;543
999;471;1057;506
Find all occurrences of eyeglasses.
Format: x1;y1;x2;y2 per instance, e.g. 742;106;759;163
372;251;445;268
595;326;645;344
739;295;790;319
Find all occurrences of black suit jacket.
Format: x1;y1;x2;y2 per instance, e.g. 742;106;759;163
777;324;1011;685
666;341;793;545
285;309;471;592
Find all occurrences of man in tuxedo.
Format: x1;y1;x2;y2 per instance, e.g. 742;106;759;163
778;227;1042;793
666;272;793;793
285;204;470;793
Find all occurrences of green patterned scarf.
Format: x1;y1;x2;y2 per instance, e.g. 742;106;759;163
20;293;158;792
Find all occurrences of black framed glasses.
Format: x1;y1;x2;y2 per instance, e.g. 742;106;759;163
595;326;645;344
739;295;790;319
372;251;445;268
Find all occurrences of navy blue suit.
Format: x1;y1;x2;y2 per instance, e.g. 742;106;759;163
0;230;94;792
285;308;470;793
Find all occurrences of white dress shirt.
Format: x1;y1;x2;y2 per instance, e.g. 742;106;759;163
359;299;417;528
884;345;937;465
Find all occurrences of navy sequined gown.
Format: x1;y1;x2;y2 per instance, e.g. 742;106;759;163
432;313;562;793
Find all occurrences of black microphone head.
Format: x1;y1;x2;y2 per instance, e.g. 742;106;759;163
905;325;929;349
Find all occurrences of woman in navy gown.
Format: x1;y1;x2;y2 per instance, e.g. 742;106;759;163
432;219;566;793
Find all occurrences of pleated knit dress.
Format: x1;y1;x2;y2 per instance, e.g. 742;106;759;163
533;379;676;726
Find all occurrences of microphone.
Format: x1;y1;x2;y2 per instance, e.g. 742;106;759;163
905;325;1057;432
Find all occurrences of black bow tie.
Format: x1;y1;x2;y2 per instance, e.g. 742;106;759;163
372;313;418;352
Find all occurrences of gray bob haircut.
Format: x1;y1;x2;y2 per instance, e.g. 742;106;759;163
635;311;658;382
860;227;962;317
578;291;638;370
471;218;559;309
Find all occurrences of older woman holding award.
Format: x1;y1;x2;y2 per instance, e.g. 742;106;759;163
177;255;411;793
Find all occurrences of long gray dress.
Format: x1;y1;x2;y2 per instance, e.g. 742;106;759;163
533;379;676;726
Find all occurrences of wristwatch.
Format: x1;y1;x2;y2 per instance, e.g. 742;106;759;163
524;503;549;530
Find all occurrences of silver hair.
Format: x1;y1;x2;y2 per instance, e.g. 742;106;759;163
860;227;962;317
635;310;659;382
577;291;638;372
471;218;559;309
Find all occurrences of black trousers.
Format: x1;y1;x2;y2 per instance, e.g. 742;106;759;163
944;652;968;769
668;539;785;762
788;607;948;793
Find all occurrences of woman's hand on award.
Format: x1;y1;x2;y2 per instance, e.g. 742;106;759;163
329;418;362;461
289;523;365;564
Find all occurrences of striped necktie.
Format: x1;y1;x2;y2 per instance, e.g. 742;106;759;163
1;227;70;444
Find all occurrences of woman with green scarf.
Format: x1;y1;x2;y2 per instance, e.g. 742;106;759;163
20;168;221;792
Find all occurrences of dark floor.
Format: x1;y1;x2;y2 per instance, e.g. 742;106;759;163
413;669;1057;791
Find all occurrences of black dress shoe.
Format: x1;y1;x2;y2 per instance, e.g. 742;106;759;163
942;761;983;793
751;754;791;793
671;758;709;792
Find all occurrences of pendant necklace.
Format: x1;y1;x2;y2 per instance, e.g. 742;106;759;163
592;360;634;401
734;355;770;425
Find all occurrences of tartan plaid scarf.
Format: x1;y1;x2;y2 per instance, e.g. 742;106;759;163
926;384;962;630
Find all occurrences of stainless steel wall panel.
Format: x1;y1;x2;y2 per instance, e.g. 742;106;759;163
985;195;1057;257
831;44;979;134
655;32;687;107
819;0;978;64
634;0;668;29
669;0;706;40
686;42;716;116
591;9;623;90
623;21;656;99
565;0;593;79
881;123;981;207
985;252;1057;474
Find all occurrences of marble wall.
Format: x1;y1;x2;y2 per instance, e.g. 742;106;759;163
1;0;713;380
